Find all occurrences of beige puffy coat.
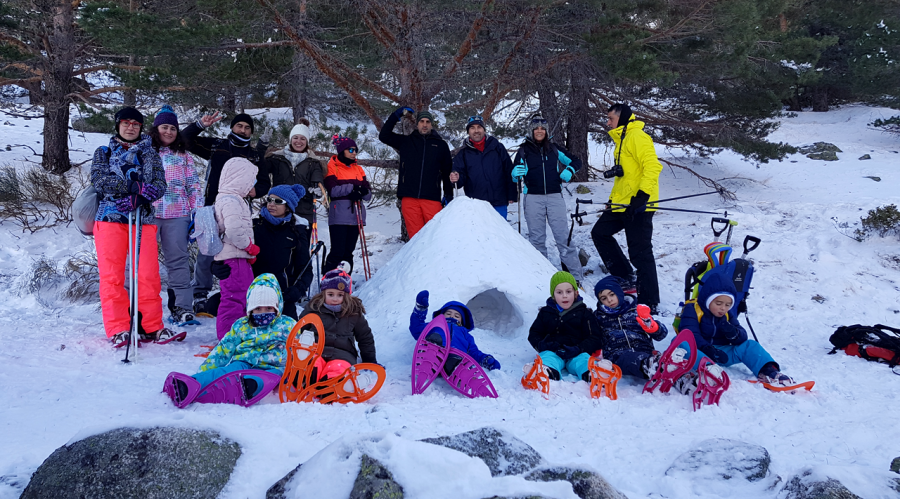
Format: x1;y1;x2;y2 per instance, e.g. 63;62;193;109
214;158;258;261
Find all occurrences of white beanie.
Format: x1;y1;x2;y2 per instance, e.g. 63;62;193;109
289;123;311;141
705;292;735;311
246;285;279;314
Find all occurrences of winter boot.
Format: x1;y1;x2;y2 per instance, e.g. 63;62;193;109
522;355;553;396
693;358;730;410
141;327;187;345
587;357;622;400
757;364;795;387
110;331;130;348
673;371;699;395
643;330;697;394
640;352;661;379
171;306;196;325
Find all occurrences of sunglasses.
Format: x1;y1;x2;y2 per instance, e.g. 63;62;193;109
264;196;288;205
346;148;358;153
119;120;142;129
531;117;548;126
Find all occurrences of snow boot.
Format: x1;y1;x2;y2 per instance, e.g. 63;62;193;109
673;371;699;395
110;331;130;348
522;355;552;396
641;352;661;380
643;330;697;394
693;358;730;410
141;327;187;345
279;314;325;403
588;357;622;400
163;372;201;408
757;363;795;387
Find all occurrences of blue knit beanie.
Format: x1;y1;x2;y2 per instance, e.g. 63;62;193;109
153;105;179;128
268;184;306;212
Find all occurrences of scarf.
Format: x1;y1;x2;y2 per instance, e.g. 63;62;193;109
260;207;293;226
114;136;138;148
228;132;251;148
324;303;342;313
337;154;354;166
472;137;486;152
283;146;308;168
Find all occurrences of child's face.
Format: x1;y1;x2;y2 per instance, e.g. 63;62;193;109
443;309;463;324
709;296;733;318
251;306;276;315
554;283;577;310
325;289;345;306
598;289;619;309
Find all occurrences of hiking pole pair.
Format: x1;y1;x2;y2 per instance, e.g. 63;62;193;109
123;208;142;364
354;201;372;281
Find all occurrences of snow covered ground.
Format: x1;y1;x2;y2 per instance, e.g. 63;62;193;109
1;105;899;498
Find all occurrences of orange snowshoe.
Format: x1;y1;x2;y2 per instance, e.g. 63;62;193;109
522;355;551;397
588;356;622;400
303;363;386;404
279;314;325;403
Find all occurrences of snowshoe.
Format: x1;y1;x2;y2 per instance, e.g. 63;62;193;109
303;363;386;404
139;327;187;345
194;370;282;407
588;356;622;400
279;314;325;403
110;331;131;349
441;348;498;399
643;330;698;394
411;315;452;395
168;306;200;326
194;344;218;358
163;372;201;409
749;379;815;393
522;355;552;397
692;358;730;410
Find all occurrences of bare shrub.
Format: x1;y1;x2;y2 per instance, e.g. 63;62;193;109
0;163;79;233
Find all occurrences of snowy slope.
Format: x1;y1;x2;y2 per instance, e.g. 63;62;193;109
1;105;900;499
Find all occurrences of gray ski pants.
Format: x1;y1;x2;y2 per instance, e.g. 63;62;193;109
157;216;194;309
192;252;214;302
524;192;584;282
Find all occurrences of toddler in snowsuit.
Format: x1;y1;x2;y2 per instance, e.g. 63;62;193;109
525;272;603;386
594;276;668;379
213;157;261;339
163;273;296;407
409;291;501;374
300;269;377;381
677;269;794;389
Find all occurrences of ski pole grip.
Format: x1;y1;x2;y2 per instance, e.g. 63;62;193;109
572;211;588;219
577;199;593;204
743;235;761;253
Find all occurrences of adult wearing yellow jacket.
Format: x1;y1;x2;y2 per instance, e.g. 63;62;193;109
591;104;662;313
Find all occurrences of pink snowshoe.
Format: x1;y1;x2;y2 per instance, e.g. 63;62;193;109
194;370;282;407
692;357;730;410
163;372;202;408
441;348;498;399
644;330;698;394
411;315;452;395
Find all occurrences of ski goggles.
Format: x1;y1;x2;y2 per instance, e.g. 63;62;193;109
467;115;484;124
264;196;288;205
531;116;548;128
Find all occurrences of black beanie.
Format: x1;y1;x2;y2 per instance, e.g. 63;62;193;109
231;113;254;133
609;103;632;127
114;107;144;128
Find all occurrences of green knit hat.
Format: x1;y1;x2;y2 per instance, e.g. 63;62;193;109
416;110;434;123
550;271;577;296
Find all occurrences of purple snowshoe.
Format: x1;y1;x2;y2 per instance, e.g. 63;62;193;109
194;370;282;407
163;372;202;409
441;348;498;399
411;315;452;395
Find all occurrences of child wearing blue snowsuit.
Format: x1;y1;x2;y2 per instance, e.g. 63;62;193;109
409;290;501;374
593;276;668;379
679;270;793;385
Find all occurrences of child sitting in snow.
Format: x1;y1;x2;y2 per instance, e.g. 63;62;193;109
409;291;501;374
523;271;603;392
594;276;669;379
300;269;377;380
163;273;296;408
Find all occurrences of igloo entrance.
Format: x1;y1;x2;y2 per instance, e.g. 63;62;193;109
465;288;523;336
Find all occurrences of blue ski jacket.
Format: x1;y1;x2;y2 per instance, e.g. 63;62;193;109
679;271;748;350
512;138;582;195
410;301;490;365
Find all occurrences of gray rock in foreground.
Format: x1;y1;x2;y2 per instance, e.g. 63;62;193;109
349;454;404;499
421;427;543;477
525;466;628;499
891;456;900;474
780;470;861;499
265;463;302;499
20;427;241;499
666;438;771;482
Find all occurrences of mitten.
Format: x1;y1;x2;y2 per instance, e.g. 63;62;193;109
480;355;501;371
210;260;232;280
699;345;728;365
635;304;659;333
141;183;163;202
244;243;261;256
415;290;429;310
625;190;650;218
559;165;575;182
115;196;135;213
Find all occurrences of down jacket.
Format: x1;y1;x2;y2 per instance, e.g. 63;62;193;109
409;301;492;366
512;138;582;196
593;279;668;357
214;158;257;261
679;270;749;351
528;297;603;356
451;136;516;207
378;112;454;202
91;135;166;224
299;302;377;365
324;156;372;226
608;118;662;212
199;273;296;372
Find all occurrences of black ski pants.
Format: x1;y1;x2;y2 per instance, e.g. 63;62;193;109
324;224;360;275
590;210;660;306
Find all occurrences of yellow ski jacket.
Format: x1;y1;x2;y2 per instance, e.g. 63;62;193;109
608;119;661;212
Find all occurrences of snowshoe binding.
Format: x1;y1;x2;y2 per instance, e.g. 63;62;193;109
279;314;325;403
303;363;386;404
522;355;552;397
441;348;498;399
644;330;698;394
140;327;187;345
692;357;730;410
588;356;622;400
194;370;281;407
110;331;131;349
411;315;452;395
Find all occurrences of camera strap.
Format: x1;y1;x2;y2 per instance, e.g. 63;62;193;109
615;121;628;168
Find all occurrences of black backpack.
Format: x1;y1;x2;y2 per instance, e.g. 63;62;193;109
828;324;900;373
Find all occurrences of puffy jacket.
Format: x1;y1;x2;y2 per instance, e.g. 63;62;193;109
608;118;661;212
451;136;516;207
267;148;325;226
679;271;748;350
200;273;295;372
324;156;372;226
512;138;582;196
152;147;203;219
378;113;454;202
300;302;377;365
409;301;491;365
181;122;270;206
251;215;311;301
594;283;668;357
91;135;167;224
528;297;603;355
214;159;257;261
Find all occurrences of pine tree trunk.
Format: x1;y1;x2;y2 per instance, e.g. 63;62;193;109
566;65;590;182
289;51;309;124
538;84;565;147
812;85;829;112
41;0;76;175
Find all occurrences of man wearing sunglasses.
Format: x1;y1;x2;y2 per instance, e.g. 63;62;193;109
181;111;271;314
379;107;453;238
449;116;516;217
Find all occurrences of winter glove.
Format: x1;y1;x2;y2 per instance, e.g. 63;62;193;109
244;243;261;256
283;286;302;305
442;196;449;207
559;165;575;182
556;345;581;360
210;260;232;280
259;127;273;143
624;190;650;219
511;161;527;181
346;186;364;202
393;107;414;118
699;345;728;365
128;180;142;195
140;183;164;202
480;355;501;371
635;304;659;333
415;290;429;310
249;257;257;265
556;149;573;167
115;196;136;213
358;183;370;197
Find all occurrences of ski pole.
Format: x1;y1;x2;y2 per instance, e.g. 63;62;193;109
453;182;459;200
517;177;522;234
575;206;724;216
355;201;372;281
124;208;142;364
648;191;720;205
743;309;760;343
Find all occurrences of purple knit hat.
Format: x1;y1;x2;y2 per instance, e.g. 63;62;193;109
152;105;179;128
331;134;358;157
321;269;352;294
